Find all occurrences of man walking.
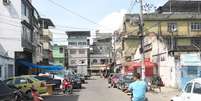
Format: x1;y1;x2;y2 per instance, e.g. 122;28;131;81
127;73;147;101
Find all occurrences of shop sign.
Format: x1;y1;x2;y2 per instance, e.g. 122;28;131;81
180;53;201;66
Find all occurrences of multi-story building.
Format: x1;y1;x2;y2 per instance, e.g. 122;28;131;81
66;31;90;76
118;0;201;88
0;43;14;80
39;18;55;65
90;33;112;75
0;0;42;75
53;44;65;67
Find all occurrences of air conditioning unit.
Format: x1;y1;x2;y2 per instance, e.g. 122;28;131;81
3;0;11;6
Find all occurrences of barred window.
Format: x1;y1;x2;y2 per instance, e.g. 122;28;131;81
191;22;201;31
168;22;177;32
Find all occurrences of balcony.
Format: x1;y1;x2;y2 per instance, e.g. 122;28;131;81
43;29;53;41
43;42;52;51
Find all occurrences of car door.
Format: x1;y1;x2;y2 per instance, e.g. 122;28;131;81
14;77;28;92
190;82;201;101
181;82;193;101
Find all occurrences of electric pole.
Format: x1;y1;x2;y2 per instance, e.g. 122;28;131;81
139;0;145;80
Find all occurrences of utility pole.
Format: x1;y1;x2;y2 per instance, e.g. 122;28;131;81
139;0;145;80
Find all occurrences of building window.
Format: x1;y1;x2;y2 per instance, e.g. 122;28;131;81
191;22;201;31
0;65;2;77
78;42;87;46
79;49;85;54
21;2;29;17
70;60;76;64
92;59;97;64
59;59;63;63
70;49;76;54
100;59;106;64
80;60;85;64
59;47;63;53
69;42;77;46
168;22;177;32
187;67;197;77
7;64;14;78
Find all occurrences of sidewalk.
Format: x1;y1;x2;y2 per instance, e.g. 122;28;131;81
146;87;180;101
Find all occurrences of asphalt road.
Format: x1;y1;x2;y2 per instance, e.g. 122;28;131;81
44;77;130;101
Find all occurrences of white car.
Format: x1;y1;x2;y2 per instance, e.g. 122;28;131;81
171;78;201;101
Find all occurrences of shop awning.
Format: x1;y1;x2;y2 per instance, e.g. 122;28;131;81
124;58;156;76
16;60;64;71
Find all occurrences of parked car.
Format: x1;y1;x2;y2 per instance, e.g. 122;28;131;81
171;78;201;101
71;75;82;89
116;74;134;91
4;75;47;94
77;74;85;84
33;75;54;84
0;80;16;101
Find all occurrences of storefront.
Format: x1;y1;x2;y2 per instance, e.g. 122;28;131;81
179;53;201;89
123;58;156;78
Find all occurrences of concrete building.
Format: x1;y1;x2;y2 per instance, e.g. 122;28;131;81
53;44;65;67
66;31;90;76
0;0;43;75
90;33;112;75
117;0;201;88
0;43;14;80
39;18;55;65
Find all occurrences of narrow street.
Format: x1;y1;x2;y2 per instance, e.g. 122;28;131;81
44;77;130;101
44;77;179;101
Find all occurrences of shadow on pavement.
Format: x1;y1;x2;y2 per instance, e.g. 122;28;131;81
44;94;79;101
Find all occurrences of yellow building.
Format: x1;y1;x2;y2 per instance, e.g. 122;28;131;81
119;13;201;61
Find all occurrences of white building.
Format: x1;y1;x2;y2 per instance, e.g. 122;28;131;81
67;31;90;76
0;0;43;75
133;32;177;88
0;0;23;58
0;43;14;80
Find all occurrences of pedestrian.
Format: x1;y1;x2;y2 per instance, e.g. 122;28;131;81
126;73;147;101
155;75;164;93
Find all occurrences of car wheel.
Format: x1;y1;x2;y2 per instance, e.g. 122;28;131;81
25;91;32;100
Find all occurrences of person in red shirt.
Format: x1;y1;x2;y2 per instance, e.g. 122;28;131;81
63;78;72;95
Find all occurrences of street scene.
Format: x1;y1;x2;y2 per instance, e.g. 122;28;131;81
1;0;201;101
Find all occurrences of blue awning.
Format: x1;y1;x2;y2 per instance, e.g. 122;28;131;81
16;60;64;71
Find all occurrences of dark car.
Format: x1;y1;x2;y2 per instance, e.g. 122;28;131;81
116;75;134;91
71;75;82;89
77;74;85;84
0;80;16;101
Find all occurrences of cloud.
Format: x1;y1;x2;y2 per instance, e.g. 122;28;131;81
97;9;128;33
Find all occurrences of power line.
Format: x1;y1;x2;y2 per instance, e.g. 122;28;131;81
46;0;113;30
47;0;99;26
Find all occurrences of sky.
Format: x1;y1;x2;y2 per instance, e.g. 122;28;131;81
32;0;168;44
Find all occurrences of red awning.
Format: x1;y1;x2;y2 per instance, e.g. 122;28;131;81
125;58;156;76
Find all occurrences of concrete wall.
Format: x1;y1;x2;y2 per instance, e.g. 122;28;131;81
0;0;23;58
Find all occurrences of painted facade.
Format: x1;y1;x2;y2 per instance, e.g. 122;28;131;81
67;31;90;76
53;45;65;67
0;44;14;80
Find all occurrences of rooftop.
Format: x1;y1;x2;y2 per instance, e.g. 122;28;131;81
39;18;55;29
157;0;201;13
66;31;90;36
